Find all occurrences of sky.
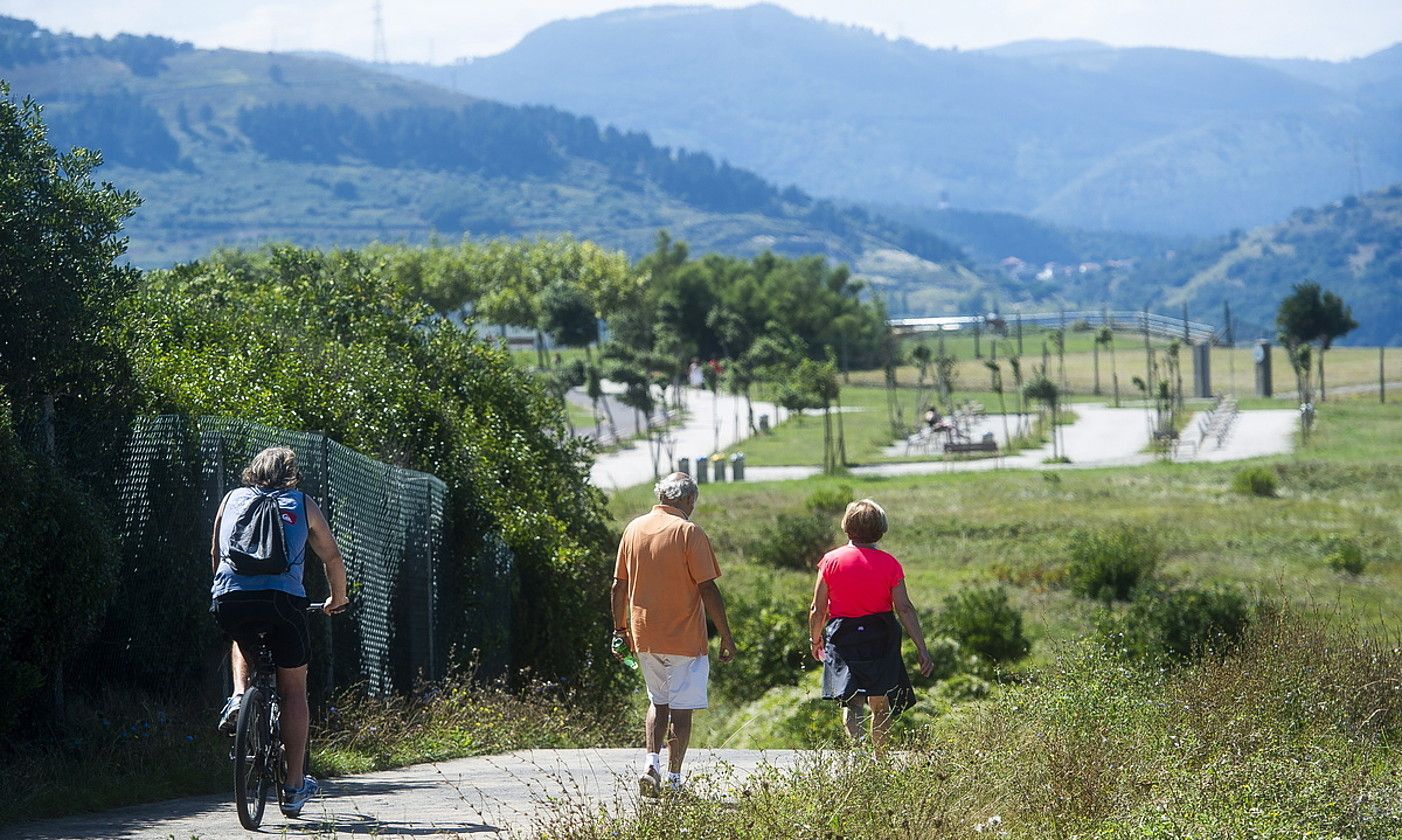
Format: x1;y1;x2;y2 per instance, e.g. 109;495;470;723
1;0;1399;63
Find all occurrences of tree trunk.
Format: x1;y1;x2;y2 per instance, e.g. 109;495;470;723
1317;347;1328;402
602;396;619;443
1092;343;1101;395
1110;343;1120;407
835;390;848;467
823;403;834;473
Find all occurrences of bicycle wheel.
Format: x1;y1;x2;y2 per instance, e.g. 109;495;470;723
233;687;270;829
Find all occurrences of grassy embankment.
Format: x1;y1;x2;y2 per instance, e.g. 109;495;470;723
560;395;1402;837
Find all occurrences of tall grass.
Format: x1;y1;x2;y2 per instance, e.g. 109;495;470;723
542;608;1402;838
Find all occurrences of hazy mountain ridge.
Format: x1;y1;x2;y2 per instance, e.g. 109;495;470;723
0;14;981;302
385;3;1402;236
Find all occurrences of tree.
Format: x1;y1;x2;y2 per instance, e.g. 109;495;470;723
1095;327;1120;408
538;280;598;354
0;85;137;716
1316;290;1357;401
910;343;933;425
0;84;140;454
1023;375;1062;460
985;359;1011;450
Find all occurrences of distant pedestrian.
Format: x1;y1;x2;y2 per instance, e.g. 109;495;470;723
612;472;737;796
808;499;933;754
688;358;704;389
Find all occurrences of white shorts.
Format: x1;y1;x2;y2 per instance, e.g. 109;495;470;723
638;652;709;710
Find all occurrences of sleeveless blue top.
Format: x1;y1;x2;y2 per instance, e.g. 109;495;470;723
211;487;310;599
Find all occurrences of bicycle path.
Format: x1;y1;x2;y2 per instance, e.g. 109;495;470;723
5;748;800;839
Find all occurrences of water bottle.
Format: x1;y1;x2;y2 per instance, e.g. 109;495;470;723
612;634;638;670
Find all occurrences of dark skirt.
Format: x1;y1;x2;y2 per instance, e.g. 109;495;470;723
821;611;916;715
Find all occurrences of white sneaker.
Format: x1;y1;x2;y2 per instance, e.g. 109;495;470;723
281;775;320;818
216;694;241;735
665;772;684;794
638;765;661;798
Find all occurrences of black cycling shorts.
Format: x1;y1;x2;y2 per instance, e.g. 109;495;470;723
211;590;311;669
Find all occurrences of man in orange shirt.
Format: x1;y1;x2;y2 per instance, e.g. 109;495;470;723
612;472;737;797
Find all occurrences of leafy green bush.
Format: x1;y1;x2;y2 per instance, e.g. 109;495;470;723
1066;526;1161;602
936;586;1030;664
711;585;811;705
1099;584;1251;663
1232;464;1279;497
1324;537;1367;575
934;673;991;703
0;406;118;737
804;484;853;515
119;246;614;689
749;512;834;570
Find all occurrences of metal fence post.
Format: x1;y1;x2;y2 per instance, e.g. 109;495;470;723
319;432;334;695
425;481;437;680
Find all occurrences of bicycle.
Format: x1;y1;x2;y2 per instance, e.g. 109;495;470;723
231;602;342;830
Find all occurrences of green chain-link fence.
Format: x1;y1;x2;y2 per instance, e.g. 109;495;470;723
104;415;510;701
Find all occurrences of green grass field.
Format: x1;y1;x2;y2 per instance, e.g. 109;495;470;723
609;396;1402;746
881;329;1392;399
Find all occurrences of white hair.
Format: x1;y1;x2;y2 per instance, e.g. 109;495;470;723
654;472;698;504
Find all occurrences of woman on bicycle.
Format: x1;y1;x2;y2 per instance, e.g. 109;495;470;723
211;446;349;818
808;499;933;754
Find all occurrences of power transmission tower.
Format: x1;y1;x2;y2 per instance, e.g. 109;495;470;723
372;1;389;64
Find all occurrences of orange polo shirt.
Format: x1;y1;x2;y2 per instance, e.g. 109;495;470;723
614;505;721;657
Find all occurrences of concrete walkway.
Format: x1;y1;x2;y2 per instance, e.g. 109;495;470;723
588;385;777;491
742;404;1298;483
6;748;801;839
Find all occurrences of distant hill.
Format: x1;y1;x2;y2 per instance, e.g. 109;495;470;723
382;4;1402;236
0;15;982;310
1123;185;1402;345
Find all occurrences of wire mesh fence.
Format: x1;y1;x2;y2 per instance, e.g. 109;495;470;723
103;414;510;701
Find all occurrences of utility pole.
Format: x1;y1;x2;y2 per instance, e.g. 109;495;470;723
372;1;389;64
1382;347;1387;404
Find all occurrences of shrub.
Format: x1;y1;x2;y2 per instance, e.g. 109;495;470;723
1099;584;1251;663
936;586;1030;664
749;512;834;570
711;586;810;705
1066;526;1161;602
934;673;991;702
1324;537;1367;575
0;408;119;737
911;636;964;685
804;483;853;516
1232;465;1279;497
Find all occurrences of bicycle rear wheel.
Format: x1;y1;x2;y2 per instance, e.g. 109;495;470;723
233;687;271;829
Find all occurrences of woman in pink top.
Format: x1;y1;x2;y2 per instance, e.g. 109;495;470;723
808;499;933;752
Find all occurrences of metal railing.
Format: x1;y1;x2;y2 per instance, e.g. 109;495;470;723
889;309;1220;344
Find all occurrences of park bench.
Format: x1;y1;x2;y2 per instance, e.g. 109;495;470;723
944;440;998;454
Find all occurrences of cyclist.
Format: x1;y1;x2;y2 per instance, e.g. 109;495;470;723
210;446;349;818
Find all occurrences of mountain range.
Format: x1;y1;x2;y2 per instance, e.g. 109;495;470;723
380;3;1402;236
0;14;981;310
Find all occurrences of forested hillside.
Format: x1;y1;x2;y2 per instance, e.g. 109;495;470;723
0;15;978;310
389;3;1402;236
1144;185;1402;345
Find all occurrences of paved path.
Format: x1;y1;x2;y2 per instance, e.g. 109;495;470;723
742;404;1297;483
588;386;777;491
5;748;801;840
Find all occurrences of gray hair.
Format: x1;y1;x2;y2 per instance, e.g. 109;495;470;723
242;446;301;489
654;472;698;504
